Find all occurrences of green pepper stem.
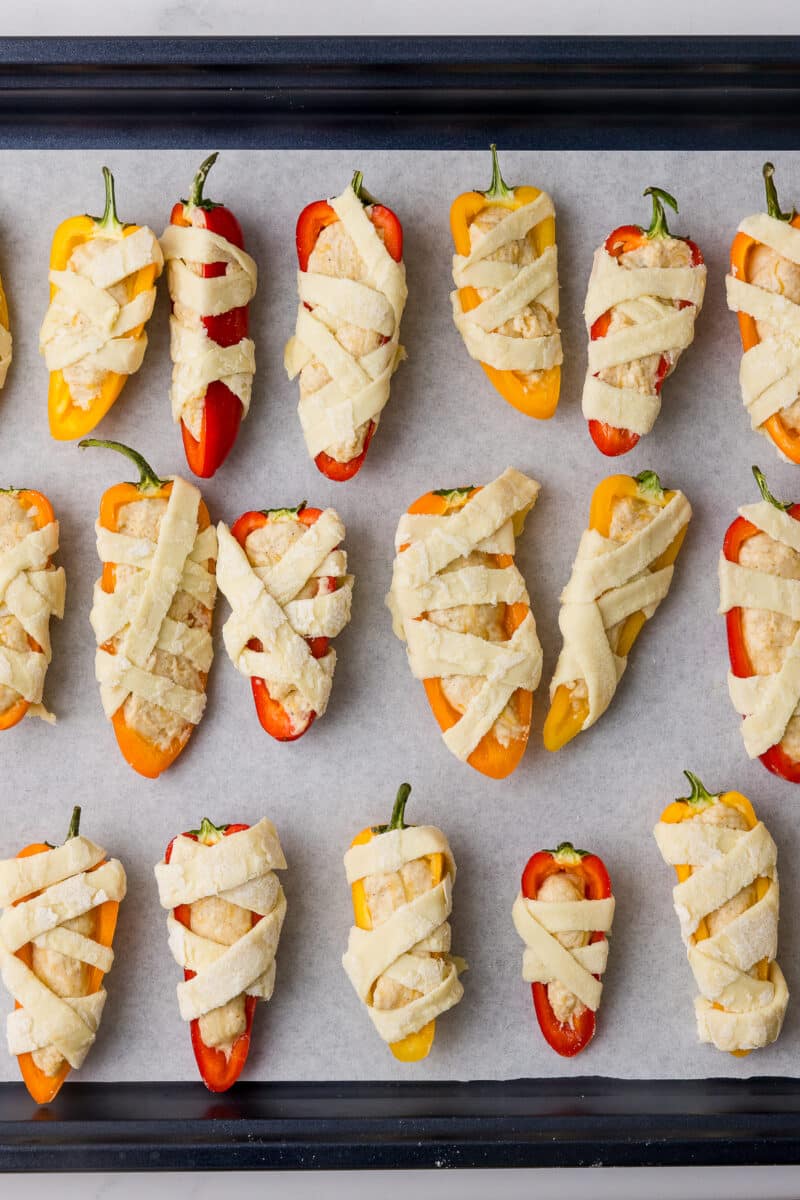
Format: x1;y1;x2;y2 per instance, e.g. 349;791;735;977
260;502;307;518
66;805;81;841
635;469;665;500
97;167;123;233
191;817;228;845
762;162;795;223
752;464;791;512
351;170;378;207
79;439;166;493
187;152;220;210
681;770;718;807
483;144;513;202
388;783;412;831
644;186;679;239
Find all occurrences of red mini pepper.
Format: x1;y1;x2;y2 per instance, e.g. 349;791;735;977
521;841;612;1057
164;817;260;1092
723;466;800;784
168;153;251;479
230;503;340;741
589;187;704;457
295;171;403;481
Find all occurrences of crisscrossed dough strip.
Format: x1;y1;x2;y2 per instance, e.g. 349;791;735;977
154;819;287;1023
724;213;800;431
0;835;126;1070
511;893;615;1012
549;490;691;731
216;512;353;720
342;824;463;1043
39;226;163;387
159;223;258;437
0;516;66;718
582;246;706;435
451;191;563;372
718;499;800;757
0;322;11;389
285;182;407;460
90;477;216;726
654;816;788;1052
387;467;542;762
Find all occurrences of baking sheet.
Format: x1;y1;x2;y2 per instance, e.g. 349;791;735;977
0;147;797;1086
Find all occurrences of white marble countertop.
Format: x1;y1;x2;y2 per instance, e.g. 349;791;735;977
2;5;797;1197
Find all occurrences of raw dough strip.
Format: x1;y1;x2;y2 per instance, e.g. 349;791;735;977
159;223;257;438
386;467;543;762
450;191;563;372
654;815;788;1053
549;489;692;731
511;893;615;1013
0;516;66;718
40;225;162;388
154;818;287;1025
90;476;217;725
342;824;463;1043
0;835;126;1070
284;182;407;460
582;246;706;435
726;212;800;431
718;498;800;758
215;510;353;720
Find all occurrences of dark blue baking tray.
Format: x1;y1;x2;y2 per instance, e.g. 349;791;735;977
1;35;800;1170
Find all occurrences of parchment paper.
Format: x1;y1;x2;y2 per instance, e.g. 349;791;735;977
0;148;797;1086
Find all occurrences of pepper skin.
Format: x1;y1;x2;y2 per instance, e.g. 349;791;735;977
730;162;800;463
521;841;612;1057
543;469;689;752
723;465;800;783
80;439;213;778
399;484;533;779
0;488;58;731
230;504;340;741
588;187;704;457
164;818;259;1091
349;784;445;1063
47;168;161;441
658;771;770;1057
295;171;403;481
450;144;560;419
13;806;120;1104
169;153;251;478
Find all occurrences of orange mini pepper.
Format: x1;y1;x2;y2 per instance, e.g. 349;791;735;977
400;484;533;780
730;162;800;463
12;805;121;1104
45;168;161;441
543;470;689;752
0;487;59;732
658;771;771;1059
450;145;560;420
80;439;213;778
348;783;446;1063
0;267;11;388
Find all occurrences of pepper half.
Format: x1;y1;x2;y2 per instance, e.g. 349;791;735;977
168;153;251;478
521;841;612;1057
589;187;704;456
295;171;403;481
230;503;340;741
400;484;533;779
450;145;560;420
658;771;770;1058
164;817;260;1092
730;162;800;462
543;469;689;751
723;465;800;782
13;806;121;1104
80;439;213;778
47;168;161;441
0;488;58;731
348;783;445;1063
